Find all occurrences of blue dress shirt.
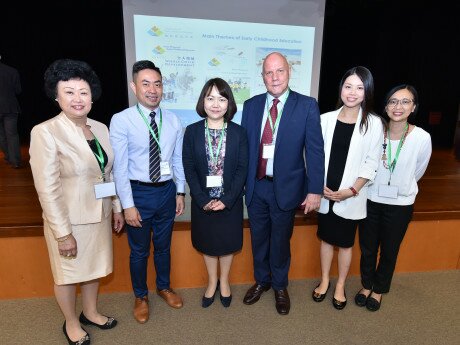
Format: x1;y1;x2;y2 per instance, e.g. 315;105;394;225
110;103;185;209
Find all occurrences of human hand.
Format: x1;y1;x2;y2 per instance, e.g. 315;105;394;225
203;200;216;211
323;187;354;202
176;195;185;216
301;193;321;214
210;200;226;211
124;207;142;227
58;234;77;258
113;212;125;233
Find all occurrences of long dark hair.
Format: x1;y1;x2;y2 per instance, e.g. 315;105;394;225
336;66;375;134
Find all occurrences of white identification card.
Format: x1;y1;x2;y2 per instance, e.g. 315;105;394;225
378;184;399;199
262;144;275;159
160;161;171;176
206;175;223;188
94;181;116;199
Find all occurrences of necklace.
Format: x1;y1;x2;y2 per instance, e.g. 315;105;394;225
382;123;409;170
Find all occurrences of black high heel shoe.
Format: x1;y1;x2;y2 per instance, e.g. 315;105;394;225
63;321;90;345
312;282;331;302
79;312;118;329
202;280;219;308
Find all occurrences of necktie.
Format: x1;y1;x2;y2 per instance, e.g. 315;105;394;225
149;112;161;182
257;98;280;179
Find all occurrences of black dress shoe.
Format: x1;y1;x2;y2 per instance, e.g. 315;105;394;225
79;312;117;329
220;294;232;308
63;321;90;345
312;282;330;302
354;289;370;307
202;280;219;308
332;292;347;310
243;283;271;305
274;289;290;315
366;295;382;311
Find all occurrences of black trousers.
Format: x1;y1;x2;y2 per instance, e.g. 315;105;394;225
359;200;413;294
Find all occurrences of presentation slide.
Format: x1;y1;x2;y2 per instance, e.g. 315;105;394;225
133;15;315;126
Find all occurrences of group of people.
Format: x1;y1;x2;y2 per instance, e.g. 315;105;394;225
29;52;431;345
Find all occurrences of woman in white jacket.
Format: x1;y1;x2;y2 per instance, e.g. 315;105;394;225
355;85;431;311
312;66;383;310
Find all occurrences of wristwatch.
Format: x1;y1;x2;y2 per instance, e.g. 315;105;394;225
176;192;186;196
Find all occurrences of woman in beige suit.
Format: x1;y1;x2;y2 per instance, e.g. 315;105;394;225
30;59;124;345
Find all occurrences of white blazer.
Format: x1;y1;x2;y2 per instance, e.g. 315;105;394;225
318;107;383;219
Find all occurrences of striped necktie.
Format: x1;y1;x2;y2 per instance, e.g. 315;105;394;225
149;111;161;182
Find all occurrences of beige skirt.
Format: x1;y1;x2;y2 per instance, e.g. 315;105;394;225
43;213;113;285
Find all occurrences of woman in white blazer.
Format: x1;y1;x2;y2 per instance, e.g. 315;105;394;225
355;85;431;311
312;66;383;310
30;60;124;345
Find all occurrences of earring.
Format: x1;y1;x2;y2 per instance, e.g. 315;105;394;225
54;99;58;101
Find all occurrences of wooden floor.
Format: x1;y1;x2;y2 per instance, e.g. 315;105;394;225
1;146;460;237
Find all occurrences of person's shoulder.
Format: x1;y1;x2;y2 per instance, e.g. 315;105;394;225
320;108;339;118
244;93;265;105
87;117;108;131
289;90;317;103
31;114;62;133
413;126;431;141
186;119;204;130
111;106;135;123
162;108;182;126
367;113;384;127
227;120;244;131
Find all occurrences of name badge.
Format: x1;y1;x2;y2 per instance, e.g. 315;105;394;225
94;181;116;199
160;161;171;176
262;144;275;159
378;184;398;199
206;175;223;188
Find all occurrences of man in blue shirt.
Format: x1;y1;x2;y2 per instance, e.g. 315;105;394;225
110;60;186;324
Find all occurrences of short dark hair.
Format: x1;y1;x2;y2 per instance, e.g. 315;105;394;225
383;84;419;122
44;59;102;101
336;66;375;134
132;60;162;81
196;78;237;121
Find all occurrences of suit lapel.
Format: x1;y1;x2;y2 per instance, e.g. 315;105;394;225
197;120;208;173
253;95;266;144
275;91;297;152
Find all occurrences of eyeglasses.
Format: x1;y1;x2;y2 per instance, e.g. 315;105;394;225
387;98;414;108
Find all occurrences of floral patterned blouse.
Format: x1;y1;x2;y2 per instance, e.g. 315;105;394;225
205;128;226;199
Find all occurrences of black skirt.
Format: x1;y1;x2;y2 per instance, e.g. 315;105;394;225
191;197;243;256
317;120;358;248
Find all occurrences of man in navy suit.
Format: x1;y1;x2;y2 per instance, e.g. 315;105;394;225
241;52;324;315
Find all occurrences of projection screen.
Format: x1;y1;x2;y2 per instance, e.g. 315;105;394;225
122;0;327;126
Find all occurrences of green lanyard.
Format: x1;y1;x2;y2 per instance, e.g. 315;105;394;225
265;89;290;138
205;120;226;167
387;123;409;183
137;104;162;155
92;135;106;181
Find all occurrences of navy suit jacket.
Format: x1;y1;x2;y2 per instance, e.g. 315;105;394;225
182;119;248;210
241;90;324;211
